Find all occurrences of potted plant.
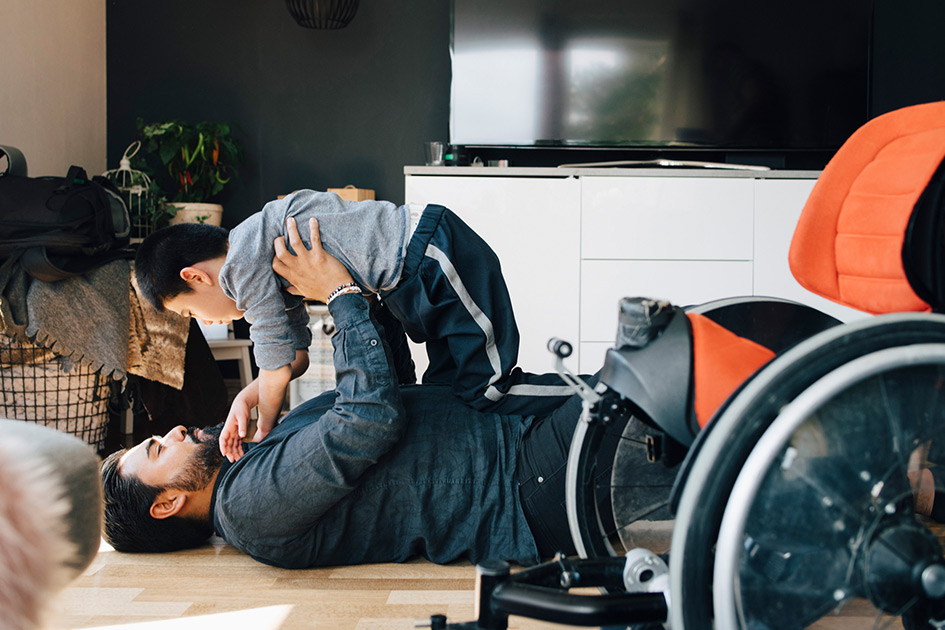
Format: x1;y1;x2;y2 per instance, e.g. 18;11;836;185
134;118;244;226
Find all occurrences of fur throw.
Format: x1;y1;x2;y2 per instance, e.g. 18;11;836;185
0;259;188;390
0;434;75;630
128;274;189;390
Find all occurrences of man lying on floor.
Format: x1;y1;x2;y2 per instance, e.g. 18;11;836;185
101;227;605;569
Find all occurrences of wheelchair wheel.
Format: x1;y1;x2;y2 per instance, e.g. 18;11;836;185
670;314;945;630
565;393;637;559
608;416;679;556
566;406;679;560
567;297;839;561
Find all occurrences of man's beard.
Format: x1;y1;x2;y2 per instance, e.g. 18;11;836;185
168;425;225;492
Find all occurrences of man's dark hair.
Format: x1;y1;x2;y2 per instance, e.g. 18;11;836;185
134;223;229;311
100;450;214;553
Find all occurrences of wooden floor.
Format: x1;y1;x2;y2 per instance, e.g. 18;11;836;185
45;518;945;630
59;381;943;629
58;383;562;629
45;537;586;630
42;516;945;630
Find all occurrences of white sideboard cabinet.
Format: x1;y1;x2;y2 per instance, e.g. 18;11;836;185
405;166;863;376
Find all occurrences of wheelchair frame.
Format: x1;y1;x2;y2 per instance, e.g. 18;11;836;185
426;306;945;630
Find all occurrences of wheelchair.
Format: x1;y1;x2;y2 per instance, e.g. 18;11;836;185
426;101;945;629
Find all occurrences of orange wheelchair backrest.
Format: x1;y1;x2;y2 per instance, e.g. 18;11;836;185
789;101;945;314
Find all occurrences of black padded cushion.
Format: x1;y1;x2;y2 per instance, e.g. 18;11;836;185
903;155;945;312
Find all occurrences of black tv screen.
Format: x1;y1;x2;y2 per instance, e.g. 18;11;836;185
451;0;874;157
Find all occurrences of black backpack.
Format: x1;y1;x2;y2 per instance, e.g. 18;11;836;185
0;144;132;282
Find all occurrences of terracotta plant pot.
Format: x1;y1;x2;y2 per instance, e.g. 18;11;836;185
168;202;223;226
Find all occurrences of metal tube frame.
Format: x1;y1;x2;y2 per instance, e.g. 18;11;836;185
426;554;668;629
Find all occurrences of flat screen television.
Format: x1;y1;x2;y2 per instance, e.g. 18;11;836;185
450;0;875;168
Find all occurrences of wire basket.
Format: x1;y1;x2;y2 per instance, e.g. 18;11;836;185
0;333;113;451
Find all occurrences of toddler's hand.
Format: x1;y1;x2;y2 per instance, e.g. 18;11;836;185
251;415;277;443
219;412;245;462
219;381;259;462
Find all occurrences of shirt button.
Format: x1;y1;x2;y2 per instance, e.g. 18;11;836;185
370;339;378;346
538;476;544;483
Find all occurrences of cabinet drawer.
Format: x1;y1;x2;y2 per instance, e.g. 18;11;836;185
580;260;753;342
581;176;754;260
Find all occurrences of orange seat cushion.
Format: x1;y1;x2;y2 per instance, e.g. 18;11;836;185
789;101;945;314
688;312;775;428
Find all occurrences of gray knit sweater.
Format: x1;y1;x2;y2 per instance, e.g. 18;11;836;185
219;190;411;370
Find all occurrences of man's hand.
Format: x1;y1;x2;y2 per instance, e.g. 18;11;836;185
273;216;354;303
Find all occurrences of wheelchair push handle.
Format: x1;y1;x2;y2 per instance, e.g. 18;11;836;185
547;337;573;358
547;337;600;405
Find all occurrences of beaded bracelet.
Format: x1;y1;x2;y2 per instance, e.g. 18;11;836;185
326;282;362;305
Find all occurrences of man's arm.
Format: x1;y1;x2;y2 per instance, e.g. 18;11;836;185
275;216;417;385
213;291;406;557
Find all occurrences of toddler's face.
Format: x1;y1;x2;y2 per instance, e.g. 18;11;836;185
164;286;244;326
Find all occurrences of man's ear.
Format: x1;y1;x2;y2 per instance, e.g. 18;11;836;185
150;490;188;520
180;266;214;286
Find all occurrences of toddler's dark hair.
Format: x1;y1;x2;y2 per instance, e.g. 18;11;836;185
134;223;228;311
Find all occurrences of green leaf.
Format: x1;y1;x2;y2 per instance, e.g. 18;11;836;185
134;118;244;203
158;142;178;165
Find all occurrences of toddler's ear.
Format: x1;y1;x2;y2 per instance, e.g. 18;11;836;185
180;266;214;286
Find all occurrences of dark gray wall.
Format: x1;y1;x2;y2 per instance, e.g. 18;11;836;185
871;0;945;117
106;0;450;227
107;0;945;227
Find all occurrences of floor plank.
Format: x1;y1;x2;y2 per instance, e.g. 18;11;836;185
46;538;588;630
47;520;945;629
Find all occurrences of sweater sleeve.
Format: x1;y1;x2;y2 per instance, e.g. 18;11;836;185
220;259;300;371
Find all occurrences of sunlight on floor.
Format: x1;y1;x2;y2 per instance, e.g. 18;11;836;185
76;605;293;630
